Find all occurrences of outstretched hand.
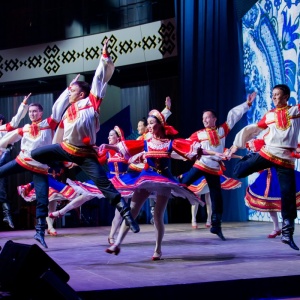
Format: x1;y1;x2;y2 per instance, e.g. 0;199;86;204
214;152;228;160
223;146;239;160
70;74;80;86
23;93;32;104
165;96;171;109
103;38;109;56
98;144;108;152
247;91;257;106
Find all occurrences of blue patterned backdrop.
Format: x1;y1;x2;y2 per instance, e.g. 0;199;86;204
242;0;300;223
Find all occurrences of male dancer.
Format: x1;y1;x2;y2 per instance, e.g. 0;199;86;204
0;95;30;228
31;39;139;235
0;86;72;248
179;92;256;240
227;84;300;251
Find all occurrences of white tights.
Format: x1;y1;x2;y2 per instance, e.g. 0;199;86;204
108;208;122;240
191;193;211;224
46;200;58;232
269;211;280;231
51;194;95;217
112;189;170;255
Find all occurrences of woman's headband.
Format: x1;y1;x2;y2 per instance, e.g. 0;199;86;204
113;126;125;141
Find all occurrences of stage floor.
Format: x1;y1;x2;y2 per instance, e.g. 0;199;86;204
1;221;300;299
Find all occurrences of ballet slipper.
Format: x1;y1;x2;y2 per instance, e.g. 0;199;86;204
191;221;198;229
105;245;120;255
205;221;211;228
47;228;58;236
268;230;281;238
49;211;63;219
152;251;162;261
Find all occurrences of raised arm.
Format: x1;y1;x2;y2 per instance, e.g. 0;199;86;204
161;96;172;121
5;93;30;130
226;92;257;130
90;38;115;107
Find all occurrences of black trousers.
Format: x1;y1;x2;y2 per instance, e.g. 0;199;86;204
234;153;297;221
179;167;223;215
0;150;11;204
0;159;49;218
31;143;121;206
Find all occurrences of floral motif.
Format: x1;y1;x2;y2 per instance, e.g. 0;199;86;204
242;0;300;221
281;10;300;51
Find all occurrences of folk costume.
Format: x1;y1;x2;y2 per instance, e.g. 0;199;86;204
179;100;252;240
0;99;28;228
106;109;204;260
232;103;300;250
128;106;172;224
245;167;300;212
31;53;140;235
110;139;205;206
0;89;70;247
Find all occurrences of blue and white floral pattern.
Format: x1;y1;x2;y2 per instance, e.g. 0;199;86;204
242;0;300;222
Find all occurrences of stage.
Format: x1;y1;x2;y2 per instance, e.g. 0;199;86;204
1;221;300;300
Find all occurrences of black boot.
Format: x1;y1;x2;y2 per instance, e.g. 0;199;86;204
34;218;48;248
116;198;140;233
210;213;226;241
2;203;14;229
281;219;299;251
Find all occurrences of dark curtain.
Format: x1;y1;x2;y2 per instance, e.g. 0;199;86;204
174;0;249;221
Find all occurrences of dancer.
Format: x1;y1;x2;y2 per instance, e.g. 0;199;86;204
0;84;73;247
178;92;256;240
48;126;133;245
105;109;225;260
0;94;30;228
227;84;300;251
130;96;172;224
31;38;140;236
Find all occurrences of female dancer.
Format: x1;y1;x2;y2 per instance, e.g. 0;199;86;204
105;109;225;260
129;97;172;224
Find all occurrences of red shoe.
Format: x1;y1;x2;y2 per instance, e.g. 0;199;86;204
191;222;198;229
205;221;211;228
47;229;58;236
152;251;162;261
268;230;281;238
49;212;63;219
105;245;120;255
